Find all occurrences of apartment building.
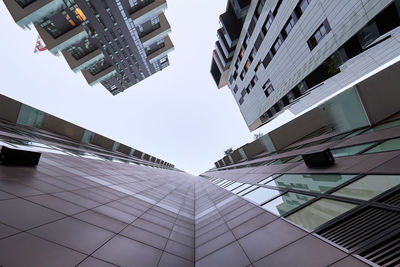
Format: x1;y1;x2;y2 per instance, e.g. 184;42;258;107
211;0;400;131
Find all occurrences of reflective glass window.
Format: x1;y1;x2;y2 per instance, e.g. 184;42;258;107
231;184;250;194
262;192;314;216
258;174;280;184
332;175;400;200
266;174;357;193
364;138;400;154
242;187;280;204
331;142;376;157
286;198;357;230
237;185;259;196
225;182;243;191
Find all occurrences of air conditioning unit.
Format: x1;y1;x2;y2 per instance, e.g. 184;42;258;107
302;148;335;168
0;146;41;166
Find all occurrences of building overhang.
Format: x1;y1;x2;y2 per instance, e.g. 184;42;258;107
81;66;117;86
62;49;104;73
130;0;167;25
140;13;171;47
35;23;88;55
147;35;174;64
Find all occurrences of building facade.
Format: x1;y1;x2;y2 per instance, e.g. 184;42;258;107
4;0;174;95
211;0;400;131
0;93;383;267
206;60;400;266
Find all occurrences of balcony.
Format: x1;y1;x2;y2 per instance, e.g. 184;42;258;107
81;66;116;86
35;23;88;54
3;0;64;28
140;13;171;47
130;0;167;25
147;35;174;64
211;50;229;89
62;49;104;73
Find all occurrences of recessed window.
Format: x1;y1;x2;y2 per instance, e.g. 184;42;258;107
282;16;296;39
295;0;311;18
262;14;274;35
263;79;274;97
271;37;283;55
332;174;400;201
258;174;280;184
239;48;244;59
308;19;331;50
244;60;251;71
225;182;243;191
231;184;250;194
286;198;357;230
255;61;262;72
262;192;314;216
254;0;266;19
242;187;280;205
266;174;357;193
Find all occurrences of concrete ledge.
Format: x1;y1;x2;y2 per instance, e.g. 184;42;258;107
131;0;167;25
147;35;174;64
140;13;171;47
81;66;116;86
35;23;88;54
3;0;64;28
62;48;103;72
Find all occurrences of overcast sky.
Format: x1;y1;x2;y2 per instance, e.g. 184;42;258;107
0;0;292;175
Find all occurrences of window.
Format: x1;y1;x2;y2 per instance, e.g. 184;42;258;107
240;70;245;80
272;0;283;17
331;142;377;157
232;71;238;80
262;52;273;68
295;0;311;18
233;85;238;94
244;60;250;71
266;174;357;193
282;16;296;39
262;14;274;35
262;79;274;97
286;198;357;231
332;175;400;201
242;187;280;205
308;19;331;50
271;37;283;55
255;61;262;72
262;192;315;216
364;137;400;154
239;48;245;59
254;0;266;19
249;48;257;62
243;34;250;49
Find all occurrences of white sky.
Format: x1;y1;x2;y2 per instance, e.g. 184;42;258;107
0;0;289;175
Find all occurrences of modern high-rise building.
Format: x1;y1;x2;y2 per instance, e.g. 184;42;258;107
211;0;400;131
1;59;400;266
3;0;174;95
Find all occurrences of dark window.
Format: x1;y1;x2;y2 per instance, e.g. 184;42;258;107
240;70;246;80
255;61;262;72
233;71;238;79
262;14;274;35
262;52;273;68
229;75;234;84
249;48;257;62
374;3;400;35
272;0;283;17
254;33;264;51
233;85;238;93
307;19;331;50
295;0;311;18
255;0;266;19
282;16;296;39
263;79;274;98
267;110;273;117
248;18;257;36
271;37;283;55
239;96;244;105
